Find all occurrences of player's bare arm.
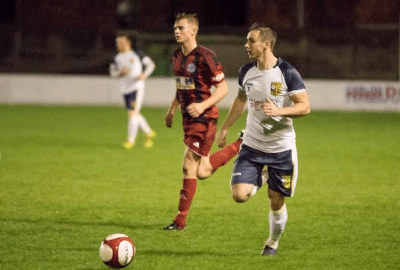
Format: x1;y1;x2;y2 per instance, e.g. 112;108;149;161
187;80;228;118
262;91;310;118
165;96;180;128
217;90;247;147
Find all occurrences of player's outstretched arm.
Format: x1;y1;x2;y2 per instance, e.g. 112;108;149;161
217;90;247;147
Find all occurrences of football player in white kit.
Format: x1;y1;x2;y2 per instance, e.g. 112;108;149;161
110;35;156;149
217;24;310;256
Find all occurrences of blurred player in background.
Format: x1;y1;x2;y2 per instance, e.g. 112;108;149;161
110;35;156;149
163;13;243;230
217;24;310;255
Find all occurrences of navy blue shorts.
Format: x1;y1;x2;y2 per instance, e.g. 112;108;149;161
230;144;298;197
123;91;137;110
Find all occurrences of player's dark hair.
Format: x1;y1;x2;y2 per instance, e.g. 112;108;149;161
116;35;132;45
175;12;199;28
249;23;277;50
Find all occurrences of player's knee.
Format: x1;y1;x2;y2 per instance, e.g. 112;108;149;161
196;158;213;180
232;190;250;203
232;194;249;203
182;166;190;176
270;199;285;211
196;172;208;180
128;110;138;117
231;184;252;203
196;167;212;180
182;163;197;178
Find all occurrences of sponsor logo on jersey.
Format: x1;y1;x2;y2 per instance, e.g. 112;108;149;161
212;73;225;82
261;117;288;135
187;63;196;73
176;76;195;90
271;82;282;96
248;98;264;110
281;175;292;189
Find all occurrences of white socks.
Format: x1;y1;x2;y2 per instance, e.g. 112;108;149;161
265;204;288;250
128;115;151;143
128;115;139;143
250;185;259;197
137;115;151;135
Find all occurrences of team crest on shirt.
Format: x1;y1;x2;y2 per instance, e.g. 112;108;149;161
187;63;196;73
130;58;135;63
281;175;292;189
270;82;282;96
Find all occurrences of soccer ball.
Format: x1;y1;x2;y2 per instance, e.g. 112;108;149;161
99;233;136;268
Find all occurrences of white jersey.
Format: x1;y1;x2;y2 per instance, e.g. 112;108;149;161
238;58;306;153
110;50;155;94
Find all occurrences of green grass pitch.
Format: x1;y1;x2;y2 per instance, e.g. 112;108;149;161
0;104;399;269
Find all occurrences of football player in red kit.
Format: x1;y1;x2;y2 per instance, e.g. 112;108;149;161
164;13;243;230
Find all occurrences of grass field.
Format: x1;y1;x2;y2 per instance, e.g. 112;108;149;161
0;104;399;270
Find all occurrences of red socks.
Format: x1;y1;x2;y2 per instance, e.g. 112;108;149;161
209;138;242;172
174;178;197;228
173;139;242;228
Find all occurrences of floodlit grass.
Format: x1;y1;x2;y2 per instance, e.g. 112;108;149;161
0;105;399;270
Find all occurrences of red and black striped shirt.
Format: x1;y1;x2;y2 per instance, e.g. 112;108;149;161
172;45;225;123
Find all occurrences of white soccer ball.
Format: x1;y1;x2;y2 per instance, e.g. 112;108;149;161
99;233;136;269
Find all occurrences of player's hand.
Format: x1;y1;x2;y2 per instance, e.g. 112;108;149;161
165;113;174;128
216;129;228;148
119;67;131;77
137;73;147;80
187;103;205;118
263;98;280;116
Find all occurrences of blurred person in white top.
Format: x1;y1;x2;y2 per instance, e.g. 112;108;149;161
110;35;156;149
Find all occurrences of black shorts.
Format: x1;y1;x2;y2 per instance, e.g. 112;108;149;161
230;144;298;197
123;91;137;110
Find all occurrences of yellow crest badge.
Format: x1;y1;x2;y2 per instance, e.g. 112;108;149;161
270;82;282;97
282;175;292;189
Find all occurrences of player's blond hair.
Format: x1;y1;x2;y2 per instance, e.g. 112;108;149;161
175;12;199;30
249;23;277;51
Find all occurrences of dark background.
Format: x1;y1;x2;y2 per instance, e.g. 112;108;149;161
0;0;399;79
